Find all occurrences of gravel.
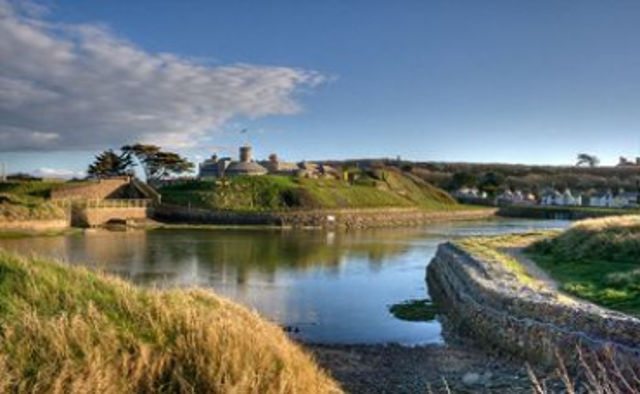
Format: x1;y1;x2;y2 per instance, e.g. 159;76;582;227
306;342;555;393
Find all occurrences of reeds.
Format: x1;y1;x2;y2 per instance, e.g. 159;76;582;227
529;347;640;394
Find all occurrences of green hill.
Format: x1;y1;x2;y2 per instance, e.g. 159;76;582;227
0;250;340;393
528;215;640;315
159;168;458;212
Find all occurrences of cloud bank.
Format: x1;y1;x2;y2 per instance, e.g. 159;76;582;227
0;0;324;152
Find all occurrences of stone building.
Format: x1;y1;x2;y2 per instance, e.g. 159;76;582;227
260;154;298;174
198;146;267;178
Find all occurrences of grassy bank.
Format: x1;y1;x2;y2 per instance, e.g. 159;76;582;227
0;251;340;393
0;193;66;221
454;216;640;316
0;181;69;221
455;233;550;287
160;169;458;212
528;216;640;316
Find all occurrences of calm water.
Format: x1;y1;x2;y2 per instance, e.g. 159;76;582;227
0;218;569;345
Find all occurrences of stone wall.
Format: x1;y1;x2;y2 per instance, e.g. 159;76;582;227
153;205;497;228
72;206;151;227
497;205;634;220
427;243;640;367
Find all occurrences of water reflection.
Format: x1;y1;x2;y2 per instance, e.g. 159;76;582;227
0;219;569;344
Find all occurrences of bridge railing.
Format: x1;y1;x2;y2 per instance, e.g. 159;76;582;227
51;199;152;209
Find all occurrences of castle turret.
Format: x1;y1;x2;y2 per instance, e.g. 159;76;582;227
239;146;253;163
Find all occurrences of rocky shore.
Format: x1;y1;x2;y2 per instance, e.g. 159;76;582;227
308;343;551;393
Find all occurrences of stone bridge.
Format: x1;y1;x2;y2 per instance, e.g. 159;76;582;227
69;200;153;227
51;177;161;227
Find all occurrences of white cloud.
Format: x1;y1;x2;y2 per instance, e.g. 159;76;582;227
0;0;325;152
32;167;85;179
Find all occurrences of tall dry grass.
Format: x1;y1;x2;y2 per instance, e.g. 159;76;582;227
528;347;640;394
0;251;341;394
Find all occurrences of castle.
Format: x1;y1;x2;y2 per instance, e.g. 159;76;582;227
198;145;338;179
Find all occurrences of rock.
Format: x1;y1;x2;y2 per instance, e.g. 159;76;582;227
462;372;481;386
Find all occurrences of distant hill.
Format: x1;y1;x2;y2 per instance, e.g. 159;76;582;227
159;167;458;212
322;159;640;195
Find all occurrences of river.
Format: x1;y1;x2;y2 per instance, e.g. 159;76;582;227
0;218;569;345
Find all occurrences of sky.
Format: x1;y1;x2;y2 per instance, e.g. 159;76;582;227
1;0;640;177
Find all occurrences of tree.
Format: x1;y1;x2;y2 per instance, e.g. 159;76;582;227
122;143;194;181
450;171;477;190
478;171;505;197
87;150;134;178
576;153;600;167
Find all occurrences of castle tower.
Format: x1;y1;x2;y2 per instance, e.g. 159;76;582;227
239;145;253;163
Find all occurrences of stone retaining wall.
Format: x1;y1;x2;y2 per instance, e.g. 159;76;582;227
71;206;152;227
153;205;497;229
497;205;635;220
427;243;640;366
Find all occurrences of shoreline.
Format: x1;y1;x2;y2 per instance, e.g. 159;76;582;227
152;204;498;229
0;206;498;233
305;341;549;393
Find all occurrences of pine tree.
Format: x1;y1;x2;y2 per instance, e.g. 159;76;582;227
87;150;134;178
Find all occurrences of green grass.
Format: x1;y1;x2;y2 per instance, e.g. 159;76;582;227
527;216;640;316
0;181;80;221
455;233;552;287
0;250;340;393
160;169;459;212
0;180;78;199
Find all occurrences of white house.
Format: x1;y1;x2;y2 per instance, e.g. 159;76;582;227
454;187;488;199
541;189;581;206
614;191;639;208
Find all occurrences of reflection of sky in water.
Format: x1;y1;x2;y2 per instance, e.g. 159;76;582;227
0;218;569;345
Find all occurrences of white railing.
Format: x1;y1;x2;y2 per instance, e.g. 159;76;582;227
51;199;151;209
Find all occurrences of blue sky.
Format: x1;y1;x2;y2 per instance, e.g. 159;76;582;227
2;0;640;177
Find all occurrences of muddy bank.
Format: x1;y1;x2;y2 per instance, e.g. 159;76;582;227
308;343;550;394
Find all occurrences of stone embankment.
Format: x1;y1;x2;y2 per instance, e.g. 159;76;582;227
153;205;497;229
427;243;640;367
497;205;637;220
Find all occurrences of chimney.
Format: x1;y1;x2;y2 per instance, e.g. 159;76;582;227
239;146;252;163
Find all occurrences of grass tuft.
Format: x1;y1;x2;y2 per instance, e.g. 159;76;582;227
0;250;341;393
